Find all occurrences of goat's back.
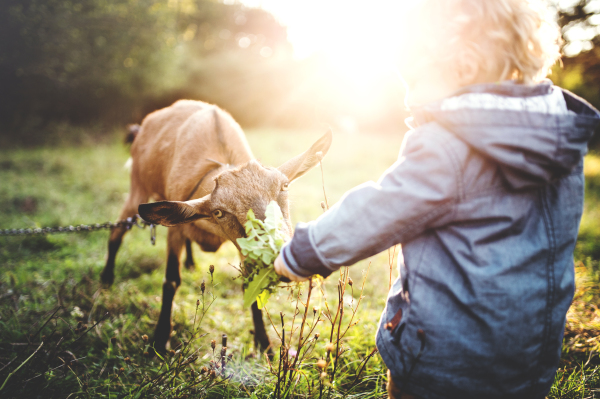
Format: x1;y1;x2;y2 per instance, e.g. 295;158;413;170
131;100;253;201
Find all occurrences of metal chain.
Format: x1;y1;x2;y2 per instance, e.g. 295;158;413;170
0;214;157;245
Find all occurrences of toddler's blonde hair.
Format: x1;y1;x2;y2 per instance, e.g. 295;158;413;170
414;0;562;83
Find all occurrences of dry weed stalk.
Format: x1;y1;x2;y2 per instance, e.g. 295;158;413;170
263;156;377;398
265;267;372;399
388;245;398;291
0;269;243;398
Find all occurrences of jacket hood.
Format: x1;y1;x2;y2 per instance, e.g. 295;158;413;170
411;81;600;189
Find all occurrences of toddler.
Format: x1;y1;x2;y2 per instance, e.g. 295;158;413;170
275;1;600;398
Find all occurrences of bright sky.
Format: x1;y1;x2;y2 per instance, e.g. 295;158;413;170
231;0;418;128
240;0;595;60
239;0;415;76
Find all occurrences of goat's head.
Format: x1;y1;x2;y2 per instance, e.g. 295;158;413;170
138;130;332;246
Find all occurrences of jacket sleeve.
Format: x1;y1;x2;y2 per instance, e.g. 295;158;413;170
281;127;461;278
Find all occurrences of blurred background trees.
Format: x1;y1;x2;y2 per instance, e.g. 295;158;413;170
0;0;409;142
554;0;600;105
552;0;600;147
1;0;600;145
0;0;301;138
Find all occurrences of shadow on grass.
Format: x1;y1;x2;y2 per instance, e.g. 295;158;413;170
119;256;163;281
0;236;63;255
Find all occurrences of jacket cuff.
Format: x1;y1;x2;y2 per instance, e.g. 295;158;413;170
283;222;334;278
278;243;306;280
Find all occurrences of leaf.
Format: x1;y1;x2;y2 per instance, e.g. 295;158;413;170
236;237;254;253
238;202;287;307
264;201;284;233
243;267;278;308
261;251;274;265
256;289;271;309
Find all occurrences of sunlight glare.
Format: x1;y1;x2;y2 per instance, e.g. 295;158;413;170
241;0;415;81
238;0;421;130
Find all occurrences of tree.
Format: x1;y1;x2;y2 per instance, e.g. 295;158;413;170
549;0;600;147
552;0;600;108
0;0;292;136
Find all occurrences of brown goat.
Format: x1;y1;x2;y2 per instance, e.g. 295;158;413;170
101;100;332;354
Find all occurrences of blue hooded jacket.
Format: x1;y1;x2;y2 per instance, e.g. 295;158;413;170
281;81;600;398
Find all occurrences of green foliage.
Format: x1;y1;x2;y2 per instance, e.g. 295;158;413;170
1;130;599;397
0;129;398;398
575;153;600;262
0;0;290;136
0;0;179;127
548;363;600;398
550;0;600;148
243;267;277;309
0;0;410;141
237;202;286;309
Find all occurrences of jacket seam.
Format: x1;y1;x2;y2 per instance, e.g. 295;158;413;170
392;200;456;244
428;122;516;203
440;135;465;201
554;114;562;162
536;188;556;390
400;240;427;382
422;124;465;201
388;131;461;241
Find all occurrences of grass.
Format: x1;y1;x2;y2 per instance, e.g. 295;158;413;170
0;128;599;398
0;128;401;398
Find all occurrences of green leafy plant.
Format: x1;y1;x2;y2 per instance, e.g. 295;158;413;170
237;201;287;309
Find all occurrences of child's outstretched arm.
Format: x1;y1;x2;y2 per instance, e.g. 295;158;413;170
275;127;461;280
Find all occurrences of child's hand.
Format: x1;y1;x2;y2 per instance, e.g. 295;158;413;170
274;254;308;282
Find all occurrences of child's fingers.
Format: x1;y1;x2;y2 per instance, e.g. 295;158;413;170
274;255;293;279
274;255;308;282
273;255;287;276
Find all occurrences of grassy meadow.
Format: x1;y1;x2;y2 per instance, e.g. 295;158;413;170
1;128;600;398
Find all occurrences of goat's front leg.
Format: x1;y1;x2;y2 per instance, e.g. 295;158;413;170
251;302;273;356
152;227;184;354
184;239;195;270
101;188;148;285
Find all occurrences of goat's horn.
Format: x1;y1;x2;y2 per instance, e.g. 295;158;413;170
206;158;225;167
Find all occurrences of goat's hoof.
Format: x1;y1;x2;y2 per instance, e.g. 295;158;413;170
150;333;169;358
265;347;275;361
100;272;114;286
256;342;274;360
148;343;167;358
184;259;195;271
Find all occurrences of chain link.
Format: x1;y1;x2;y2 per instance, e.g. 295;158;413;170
0;214;156;245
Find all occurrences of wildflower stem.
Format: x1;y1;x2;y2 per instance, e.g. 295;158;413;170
320;161;329;210
388;245;397;291
0;342;44;392
350;348;379;388
286;277;313;391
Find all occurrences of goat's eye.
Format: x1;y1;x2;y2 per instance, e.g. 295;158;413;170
213;210;224;218
281;183;289;191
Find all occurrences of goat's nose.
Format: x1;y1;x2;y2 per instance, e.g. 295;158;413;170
249;199;268;222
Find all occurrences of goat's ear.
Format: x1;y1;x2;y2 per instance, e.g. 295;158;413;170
138;196;212;227
278;129;332;182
